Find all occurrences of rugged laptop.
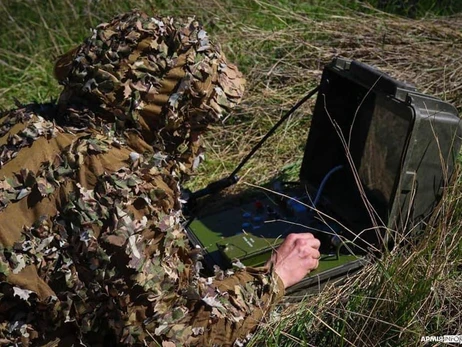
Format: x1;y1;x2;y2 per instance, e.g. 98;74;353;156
185;57;462;294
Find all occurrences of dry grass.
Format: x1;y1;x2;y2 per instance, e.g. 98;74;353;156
188;2;462;192
250;177;462;346
192;3;462;345
1;1;461;346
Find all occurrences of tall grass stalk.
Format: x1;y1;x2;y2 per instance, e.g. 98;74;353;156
1;1;461;346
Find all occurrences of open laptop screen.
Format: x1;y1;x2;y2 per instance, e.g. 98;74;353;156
300;67;414;230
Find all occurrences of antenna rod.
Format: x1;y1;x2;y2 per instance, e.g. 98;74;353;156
187;85;320;202
230;85;320;178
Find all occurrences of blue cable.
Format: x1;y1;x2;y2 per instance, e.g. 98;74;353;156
312;165;343;208
287;165;343;214
310;165;357;258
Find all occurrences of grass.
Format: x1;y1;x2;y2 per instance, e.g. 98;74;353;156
1;0;461;346
250;180;462;346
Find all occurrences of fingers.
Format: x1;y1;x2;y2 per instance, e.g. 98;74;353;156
300;248;320;269
311;248;321;260
297;243;320;259
285;232;316;243
294;236;320;251
276;233;320;258
306;256;320;271
271;232;322;288
289;233;321;270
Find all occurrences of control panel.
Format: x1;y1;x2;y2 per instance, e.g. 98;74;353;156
186;186;361;276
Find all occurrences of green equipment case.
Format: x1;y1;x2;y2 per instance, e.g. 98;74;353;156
186;57;462;295
301;57;462;250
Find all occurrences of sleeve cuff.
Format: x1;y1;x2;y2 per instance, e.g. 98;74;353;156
245;265;285;303
273;269;286;302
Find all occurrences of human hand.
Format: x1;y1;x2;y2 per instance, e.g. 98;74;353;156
267;233;321;289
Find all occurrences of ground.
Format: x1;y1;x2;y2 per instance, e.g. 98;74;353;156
1;1;461;346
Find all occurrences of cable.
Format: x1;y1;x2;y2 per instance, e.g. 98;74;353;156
230;85;320;178
187;85;320;202
312;165;343;208
308;164;356;258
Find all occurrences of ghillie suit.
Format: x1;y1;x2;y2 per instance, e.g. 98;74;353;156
0;10;284;346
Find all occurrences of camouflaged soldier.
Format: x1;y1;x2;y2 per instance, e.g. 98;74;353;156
0;10;320;346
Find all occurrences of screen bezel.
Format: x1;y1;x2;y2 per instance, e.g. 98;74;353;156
299;67;415;232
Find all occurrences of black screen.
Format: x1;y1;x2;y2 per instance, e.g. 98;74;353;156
300;68;414;231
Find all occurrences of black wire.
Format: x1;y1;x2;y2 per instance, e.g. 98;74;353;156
229;85;320;179
186;85;320;203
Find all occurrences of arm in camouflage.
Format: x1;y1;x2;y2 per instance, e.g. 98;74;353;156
0;10;285;347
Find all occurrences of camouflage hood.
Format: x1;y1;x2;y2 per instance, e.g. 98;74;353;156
54;10;245;170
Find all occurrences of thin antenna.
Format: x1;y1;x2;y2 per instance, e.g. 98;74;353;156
187;85;320;202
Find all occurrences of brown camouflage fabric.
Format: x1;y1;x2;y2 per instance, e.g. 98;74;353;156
0;10;284;347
